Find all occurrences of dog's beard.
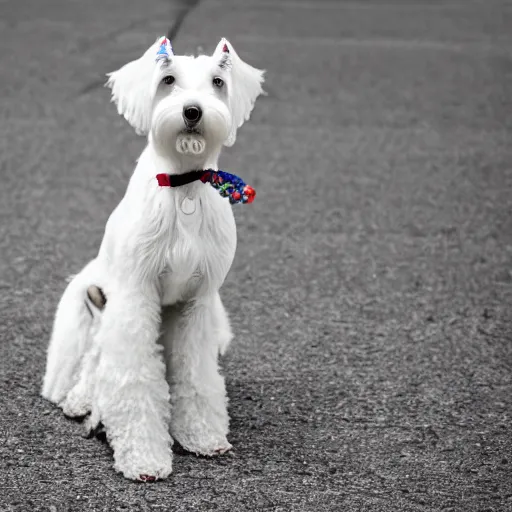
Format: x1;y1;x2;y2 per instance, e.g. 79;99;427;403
176;133;206;155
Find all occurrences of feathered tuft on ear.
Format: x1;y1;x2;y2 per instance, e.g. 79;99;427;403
106;37;172;135
213;38;265;146
155;36;174;64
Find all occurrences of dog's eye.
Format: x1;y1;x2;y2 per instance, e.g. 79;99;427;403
212;77;224;88
162;75;175;85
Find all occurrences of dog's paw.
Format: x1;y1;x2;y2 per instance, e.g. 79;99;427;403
83;407;102;435
174;431;232;457
113;447;173;482
171;397;231;457
61;385;91;418
41;387;64;406
42;375;74;406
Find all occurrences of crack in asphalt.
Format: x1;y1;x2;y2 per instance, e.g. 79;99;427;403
167;0;202;44
79;0;202;97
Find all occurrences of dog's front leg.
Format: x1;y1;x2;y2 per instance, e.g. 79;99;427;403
94;282;173;481
163;294;232;456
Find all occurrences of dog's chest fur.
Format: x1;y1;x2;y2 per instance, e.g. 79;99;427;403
158;183;237;305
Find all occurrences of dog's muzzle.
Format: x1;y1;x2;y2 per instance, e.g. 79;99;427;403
175;105;206;155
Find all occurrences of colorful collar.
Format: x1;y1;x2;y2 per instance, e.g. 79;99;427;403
156;169;256;205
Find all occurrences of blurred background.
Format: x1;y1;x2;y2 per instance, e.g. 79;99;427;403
1;0;511;510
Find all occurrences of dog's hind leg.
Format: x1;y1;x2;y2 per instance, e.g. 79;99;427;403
42;259;100;405
61;287;105;418
164;292;233;456
61;334;100;419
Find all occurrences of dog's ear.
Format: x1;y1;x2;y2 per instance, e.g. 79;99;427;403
213;38;265;146
106;37;173;135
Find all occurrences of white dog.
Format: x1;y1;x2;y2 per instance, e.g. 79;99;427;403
41;36;264;481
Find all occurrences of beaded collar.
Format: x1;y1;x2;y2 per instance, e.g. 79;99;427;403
156;169;255;204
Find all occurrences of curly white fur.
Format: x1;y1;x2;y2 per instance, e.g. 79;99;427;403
41;37;264;481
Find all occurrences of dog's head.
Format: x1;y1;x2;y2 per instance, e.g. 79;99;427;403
106;37;265;161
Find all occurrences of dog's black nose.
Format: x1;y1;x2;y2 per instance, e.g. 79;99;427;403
183;105;202;125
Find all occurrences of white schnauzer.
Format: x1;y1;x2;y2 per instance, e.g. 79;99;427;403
41;36;264;481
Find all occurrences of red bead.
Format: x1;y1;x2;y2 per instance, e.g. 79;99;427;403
243;185;256;204
232;191;241;201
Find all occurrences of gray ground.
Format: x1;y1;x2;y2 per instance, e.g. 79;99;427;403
1;0;511;510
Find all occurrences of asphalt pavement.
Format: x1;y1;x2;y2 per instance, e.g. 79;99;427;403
1;0;511;511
